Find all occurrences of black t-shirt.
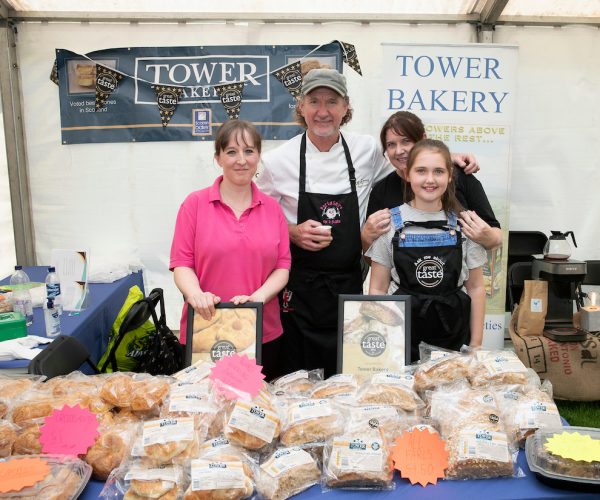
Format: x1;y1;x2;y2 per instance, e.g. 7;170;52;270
366;170;500;228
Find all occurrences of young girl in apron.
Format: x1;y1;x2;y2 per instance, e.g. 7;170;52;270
367;139;487;362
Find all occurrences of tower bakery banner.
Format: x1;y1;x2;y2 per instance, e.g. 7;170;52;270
56;43;342;144
380;43;518;349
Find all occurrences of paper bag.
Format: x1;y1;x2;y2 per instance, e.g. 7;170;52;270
516;280;547;336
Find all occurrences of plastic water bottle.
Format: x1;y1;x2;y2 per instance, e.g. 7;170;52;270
44;297;61;338
45;266;62;314
10;265;34;326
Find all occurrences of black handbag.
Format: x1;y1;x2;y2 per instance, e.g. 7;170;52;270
99;288;183;375
135;288;184;376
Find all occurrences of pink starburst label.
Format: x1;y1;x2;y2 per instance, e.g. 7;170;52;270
209;353;265;400
39;404;100;455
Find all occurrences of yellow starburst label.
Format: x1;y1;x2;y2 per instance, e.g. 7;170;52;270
544;432;600;463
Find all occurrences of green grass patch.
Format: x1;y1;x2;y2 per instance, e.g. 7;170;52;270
555;399;600;428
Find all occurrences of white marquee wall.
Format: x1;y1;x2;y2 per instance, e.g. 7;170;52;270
7;21;600;327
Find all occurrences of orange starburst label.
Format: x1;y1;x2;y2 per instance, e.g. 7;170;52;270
0;457;50;493
391;428;449;487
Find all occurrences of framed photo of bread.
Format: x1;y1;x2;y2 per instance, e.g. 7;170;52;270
185;302;263;366
337;295;411;382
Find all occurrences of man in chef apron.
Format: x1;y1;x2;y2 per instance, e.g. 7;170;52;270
257;69;390;377
258;68;479;377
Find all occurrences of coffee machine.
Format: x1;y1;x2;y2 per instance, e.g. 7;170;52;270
531;256;587;326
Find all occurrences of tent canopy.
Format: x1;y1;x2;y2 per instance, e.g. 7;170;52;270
3;1;600;25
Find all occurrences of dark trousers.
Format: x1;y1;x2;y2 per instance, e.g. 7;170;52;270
261;335;284;381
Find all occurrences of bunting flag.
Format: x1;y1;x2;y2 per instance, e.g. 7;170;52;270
49;59;59;86
273;61;303;97
214;82;245;120
339;41;362;76
95;65;123;109
152;85;184;127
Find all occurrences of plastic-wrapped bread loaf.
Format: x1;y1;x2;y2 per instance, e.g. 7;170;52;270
493;382;562;447
256;447;320;500
323;427;394;490
468;349;534;388
356;371;423;413
413;349;471;394
429;384;515;479
280;398;344;446
310;374;358;399
444;414;515;479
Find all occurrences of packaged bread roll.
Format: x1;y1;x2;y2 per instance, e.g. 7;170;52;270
0;455;92;499
183;457;254;500
84;423;136;480
101;459;184;500
100;373;136;408
0;420;17;458
141;417;199;465
161;380;216;438
224;399;281;450
12;423;42;455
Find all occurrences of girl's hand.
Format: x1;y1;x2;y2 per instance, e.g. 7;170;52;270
188;291;220;320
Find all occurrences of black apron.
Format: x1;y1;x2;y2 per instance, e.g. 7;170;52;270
390;208;471;362
280;133;362;377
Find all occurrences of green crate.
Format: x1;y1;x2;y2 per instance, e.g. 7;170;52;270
0;312;27;342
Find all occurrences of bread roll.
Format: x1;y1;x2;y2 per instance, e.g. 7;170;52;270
100;373;135;408
85;430;129;480
0;420;17;457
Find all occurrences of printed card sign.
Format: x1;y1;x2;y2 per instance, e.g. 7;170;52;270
338;295;411;382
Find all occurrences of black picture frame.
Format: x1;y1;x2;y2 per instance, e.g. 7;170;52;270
337;294;411;380
185;302;263;367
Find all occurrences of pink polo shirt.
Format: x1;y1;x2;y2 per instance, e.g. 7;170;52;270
170;176;291;344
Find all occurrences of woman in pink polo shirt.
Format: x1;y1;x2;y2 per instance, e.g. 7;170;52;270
170;120;291;379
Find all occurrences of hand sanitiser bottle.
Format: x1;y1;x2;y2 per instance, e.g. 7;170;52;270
44;297;61;338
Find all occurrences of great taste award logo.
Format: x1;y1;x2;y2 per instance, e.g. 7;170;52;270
273;61;303;97
415;256;445;288
95;65;122;109
214;82;246;120
152;85;184;127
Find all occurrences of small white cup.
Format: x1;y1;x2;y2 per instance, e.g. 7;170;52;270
317;225;332;234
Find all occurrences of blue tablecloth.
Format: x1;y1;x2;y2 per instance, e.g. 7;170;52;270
0;266;144;370
79;449;597;499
